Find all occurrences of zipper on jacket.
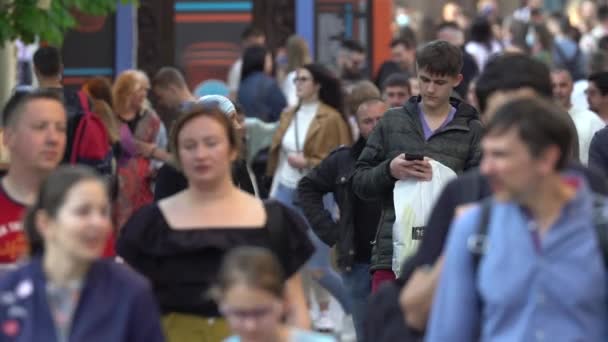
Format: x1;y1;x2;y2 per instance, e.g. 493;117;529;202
371;207;386;246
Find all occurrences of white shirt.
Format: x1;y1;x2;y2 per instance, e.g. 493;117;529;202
465;41;502;72
580;25;607;56
227;58;242;92
569;106;605;165
275;101;319;188
512;7;531;22
571;80;589;111
282;71;298;107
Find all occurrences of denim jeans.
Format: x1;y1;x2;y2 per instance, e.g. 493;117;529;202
272;182;353;314
342;262;372;341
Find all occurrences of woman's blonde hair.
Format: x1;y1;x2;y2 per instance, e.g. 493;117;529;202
286;35;311;73
112;70;149;115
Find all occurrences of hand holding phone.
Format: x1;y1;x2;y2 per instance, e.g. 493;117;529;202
405;153;424;161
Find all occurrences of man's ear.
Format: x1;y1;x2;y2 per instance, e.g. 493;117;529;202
538;145;561;175
452;74;464;88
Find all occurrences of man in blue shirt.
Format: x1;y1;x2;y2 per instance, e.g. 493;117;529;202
426;96;608;341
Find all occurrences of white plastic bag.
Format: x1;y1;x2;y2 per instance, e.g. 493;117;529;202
392;160;457;276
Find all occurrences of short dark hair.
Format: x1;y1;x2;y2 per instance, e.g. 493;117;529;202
2;90;64;127
153;66;188;89
390;37;415;50
240;45;268;81
241;25;264;41
398;26;418;48
469;16;493;45
342;39;365;53
33;46;62;77
484;97;573;170
2;88;31;127
589;71;608;95
382;73;410;91
416;40;463;77
530;7;543;18
475;53;552;112
551;67;573;80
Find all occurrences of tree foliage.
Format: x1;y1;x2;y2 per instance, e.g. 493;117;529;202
0;0;137;46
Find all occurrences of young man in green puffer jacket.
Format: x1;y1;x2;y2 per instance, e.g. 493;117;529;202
352;40;483;291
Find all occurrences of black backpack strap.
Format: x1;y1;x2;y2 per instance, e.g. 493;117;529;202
468;198;493;274
263;199;289;261
591;195;608;268
468;198;493;339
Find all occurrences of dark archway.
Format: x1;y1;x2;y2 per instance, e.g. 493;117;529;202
252;0;295;52
137;1;175;78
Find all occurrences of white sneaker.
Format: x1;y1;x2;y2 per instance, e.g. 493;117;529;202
314;311;335;332
340;314;357;342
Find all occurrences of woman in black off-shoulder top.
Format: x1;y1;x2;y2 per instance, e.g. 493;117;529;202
117;103;313;342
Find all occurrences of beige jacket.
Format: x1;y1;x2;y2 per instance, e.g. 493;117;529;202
267;102;352;175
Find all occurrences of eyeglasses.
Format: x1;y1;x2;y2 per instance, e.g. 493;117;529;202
220;305;276;323
293;77;312;84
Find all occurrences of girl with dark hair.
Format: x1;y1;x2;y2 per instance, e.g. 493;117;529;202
117;104;313;342
214;247;335;342
237;46;287;122
0;165;164;341
267;63;352;331
466;16;503;71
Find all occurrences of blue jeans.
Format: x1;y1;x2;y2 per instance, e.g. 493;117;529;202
272;182;353;314
342;262;372;341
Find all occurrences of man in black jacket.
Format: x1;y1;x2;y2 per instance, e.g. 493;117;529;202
298;98;387;341
364;53;608;342
353;40;483;292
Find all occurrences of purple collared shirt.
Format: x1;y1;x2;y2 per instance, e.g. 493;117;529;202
418;104;457;140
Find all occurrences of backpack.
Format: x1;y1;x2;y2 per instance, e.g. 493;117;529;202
69;91;114;175
68;91;118;200
469;195;608;279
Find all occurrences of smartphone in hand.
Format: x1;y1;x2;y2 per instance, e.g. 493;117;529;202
405;153;424;161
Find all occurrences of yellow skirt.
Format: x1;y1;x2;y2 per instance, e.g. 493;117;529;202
162;312;231;342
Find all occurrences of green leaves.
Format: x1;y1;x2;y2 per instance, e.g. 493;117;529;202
0;0;137;46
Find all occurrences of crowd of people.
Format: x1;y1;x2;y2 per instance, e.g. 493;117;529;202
2;0;608;341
